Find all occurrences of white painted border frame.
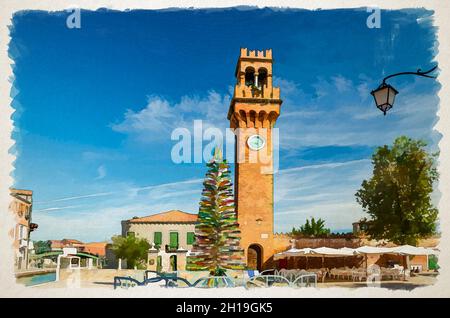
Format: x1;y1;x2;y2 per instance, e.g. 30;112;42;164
0;0;449;298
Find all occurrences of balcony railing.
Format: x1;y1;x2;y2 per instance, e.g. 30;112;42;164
165;245;179;253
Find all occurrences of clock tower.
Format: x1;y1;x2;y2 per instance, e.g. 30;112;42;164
227;48;282;270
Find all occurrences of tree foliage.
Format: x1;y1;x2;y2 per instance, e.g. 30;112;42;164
186;148;245;275
290;217;331;237
355;136;438;245
111;235;150;269
34;240;52;254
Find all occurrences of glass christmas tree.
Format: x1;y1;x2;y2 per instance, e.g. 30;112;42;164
186;147;245;275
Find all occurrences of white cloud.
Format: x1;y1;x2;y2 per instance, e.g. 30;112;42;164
95;165;107;180
111;96;177;138
332;75;352;93
111;92;230;143
33;205;85;213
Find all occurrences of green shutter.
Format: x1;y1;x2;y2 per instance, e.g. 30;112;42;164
187;232;195;245
154;232;162;246
169;232;178;249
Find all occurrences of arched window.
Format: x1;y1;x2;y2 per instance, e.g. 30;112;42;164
245;67;255;86
258;68;268;89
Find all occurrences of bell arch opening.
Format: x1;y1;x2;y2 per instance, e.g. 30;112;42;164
245;67;256;86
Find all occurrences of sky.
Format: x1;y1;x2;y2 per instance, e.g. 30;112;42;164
9;8;440;242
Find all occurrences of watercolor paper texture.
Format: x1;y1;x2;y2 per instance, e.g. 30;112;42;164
1;1;449;297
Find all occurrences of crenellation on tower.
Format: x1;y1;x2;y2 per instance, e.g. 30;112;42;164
240;47;272;59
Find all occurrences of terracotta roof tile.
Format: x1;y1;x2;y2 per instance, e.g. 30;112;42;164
83;242;108;247
128;210;197;224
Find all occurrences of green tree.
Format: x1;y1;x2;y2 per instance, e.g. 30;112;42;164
290;217;331;237
186;148;245;275
34;240;51;254
111;235;150;269
355;136;438;245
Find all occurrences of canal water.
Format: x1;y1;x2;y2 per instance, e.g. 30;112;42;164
16;272;56;287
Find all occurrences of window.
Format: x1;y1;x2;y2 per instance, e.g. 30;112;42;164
18;225;25;240
127;231;135;237
169;232;179;249
258;67;268;88
187;232;195;245
245;67;255;86
154;232;162;246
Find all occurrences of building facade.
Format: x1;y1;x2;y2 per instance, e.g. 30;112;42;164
50;238;84;251
9;188;37;270
227;48;282;270
121;210;197;272
49;239;107;257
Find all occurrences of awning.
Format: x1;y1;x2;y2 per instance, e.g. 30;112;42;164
310;247;355;257
274;245;438;260
273;248;313;259
354;246;394;254
274;247;356;259
391;245;438;256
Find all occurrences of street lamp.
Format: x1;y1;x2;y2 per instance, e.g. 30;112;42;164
371;65;438;115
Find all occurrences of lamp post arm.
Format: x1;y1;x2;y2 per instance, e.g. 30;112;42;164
382;65;438;84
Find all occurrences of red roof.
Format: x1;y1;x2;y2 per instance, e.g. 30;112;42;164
62;238;84;244
50;240;64;248
128;210;197;224
82;242;108;257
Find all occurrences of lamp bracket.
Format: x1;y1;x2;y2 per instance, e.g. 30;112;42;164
382;65;438;84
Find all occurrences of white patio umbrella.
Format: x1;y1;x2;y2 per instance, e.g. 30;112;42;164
391;245;438;256
311;247;355;256
311;247;356;268
273;248;310;260
355;246;395;254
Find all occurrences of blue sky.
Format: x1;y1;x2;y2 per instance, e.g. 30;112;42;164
10;8;440;242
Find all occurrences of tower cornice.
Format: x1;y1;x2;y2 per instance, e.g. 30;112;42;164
227;98;283;120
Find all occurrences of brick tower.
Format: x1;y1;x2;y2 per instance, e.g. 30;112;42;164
227;48;282;270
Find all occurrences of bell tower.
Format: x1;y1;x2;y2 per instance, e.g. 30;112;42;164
227;48;282;270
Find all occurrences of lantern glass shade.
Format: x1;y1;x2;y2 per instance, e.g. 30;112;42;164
370;83;399;115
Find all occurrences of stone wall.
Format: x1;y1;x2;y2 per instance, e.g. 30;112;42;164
294;238;362;249
359;236;440;247
273;233;292;254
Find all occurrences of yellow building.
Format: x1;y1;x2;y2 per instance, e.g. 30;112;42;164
9;188;36;270
121;210;197;271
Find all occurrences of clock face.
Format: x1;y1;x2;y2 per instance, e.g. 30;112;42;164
247;135;266;151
